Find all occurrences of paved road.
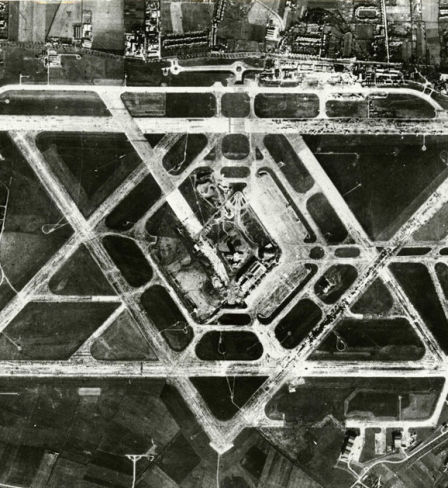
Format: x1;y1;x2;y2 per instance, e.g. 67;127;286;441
10;130;232;452
2;116;448;135
213;152;448;448
0;358;442;378
0;83;447;453
0;83;444;135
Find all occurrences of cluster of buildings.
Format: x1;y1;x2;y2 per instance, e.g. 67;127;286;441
162;30;210;57
355;5;381;22
265;22;281;43
259;58;347;87
359;66;404;85
279;22;327;57
340;431;359;463
439;0;448;66
351;0;425;64
269;0;435;65
46;11;93;49
0;2;7;39
339;428;418;468
125;0;161;60
45;9;93;49
121;0;436;69
237;244;278;297
275;1;414;64
389;430;417;453
276;2;384;60
72;10;93;48
200;190;280;304
441;0;448;20
210;0;226;47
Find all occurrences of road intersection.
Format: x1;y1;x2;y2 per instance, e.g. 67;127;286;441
0;85;447;454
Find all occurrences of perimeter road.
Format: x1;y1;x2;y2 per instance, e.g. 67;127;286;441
0;83;446;453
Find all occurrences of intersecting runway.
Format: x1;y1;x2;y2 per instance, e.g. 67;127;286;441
0;84;447;452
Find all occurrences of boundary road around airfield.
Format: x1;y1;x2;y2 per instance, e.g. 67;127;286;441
0;83;447;452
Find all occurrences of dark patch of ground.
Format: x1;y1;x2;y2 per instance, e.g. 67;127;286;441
368;93;436;119
179;2;213;31
103;235;153;288
162;134;208;175
0;302;118;360
125;59;231;86
0;133;73;299
160;383;215;461
326;99;368;118
263;419;353;488
121;92;216;117
159;432;201;483
48;244;114;296
309;247;325;259
347;391;398;418
91;310;158;361
312;318;425;361
0;379;186;487
314;265;358;304
359;428;381;463
121;92;166;116
222;475;250;488
397;247;431;256
266;377;444;423
307;193;349;244
105;174;161;231
144;133;165;147
275;299;322;349
0;46;124;86
255;94;319;118
218;313;251;325
334;247;360;258
436;262;448;300
391;262;448;354
0;90;110;116
413;201;448;241
141;285;193;351
221;166;250;178
241;445;266;481
191;377;267;421
36;132;142;217
263;135;314;193
304;135;448;240
222;134;250;160
196;331;262;360
351;278;394;315
124;60;168;87
221;93;251;117
263;422;351;488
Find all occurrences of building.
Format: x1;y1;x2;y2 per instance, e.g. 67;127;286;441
125;0;161;59
392;431;403;452
266;23;280;42
162;31;210;55
355;6;381;21
339;431;358;463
